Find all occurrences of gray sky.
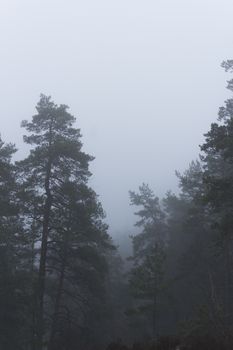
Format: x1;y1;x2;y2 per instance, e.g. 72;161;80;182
1;0;233;234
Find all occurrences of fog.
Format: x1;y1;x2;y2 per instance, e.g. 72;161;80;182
1;0;233;233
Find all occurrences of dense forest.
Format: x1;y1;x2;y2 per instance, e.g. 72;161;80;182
2;61;233;350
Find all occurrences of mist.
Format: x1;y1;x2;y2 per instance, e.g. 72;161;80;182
2;2;233;350
1;0;233;232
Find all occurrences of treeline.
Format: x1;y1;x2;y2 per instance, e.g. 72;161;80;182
1;60;233;350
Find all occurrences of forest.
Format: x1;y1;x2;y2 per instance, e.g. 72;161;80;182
2;60;233;350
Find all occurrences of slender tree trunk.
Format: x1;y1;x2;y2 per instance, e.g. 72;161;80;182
48;220;69;350
37;157;52;350
152;272;158;341
31;215;37;350
152;293;157;340
208;270;224;337
224;234;232;329
48;257;66;350
222;232;233;350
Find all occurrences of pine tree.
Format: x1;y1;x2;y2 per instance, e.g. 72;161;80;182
18;94;97;349
200;61;233;330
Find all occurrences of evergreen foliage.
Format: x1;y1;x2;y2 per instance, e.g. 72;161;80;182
2;60;233;349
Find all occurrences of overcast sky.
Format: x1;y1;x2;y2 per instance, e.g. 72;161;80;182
1;0;233;234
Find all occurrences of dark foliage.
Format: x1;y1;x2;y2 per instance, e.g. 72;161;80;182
2;60;233;349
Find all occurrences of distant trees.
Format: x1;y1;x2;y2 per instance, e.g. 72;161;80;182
128;184;167;339
126;60;233;346
165;162;221;337
127;165;223;342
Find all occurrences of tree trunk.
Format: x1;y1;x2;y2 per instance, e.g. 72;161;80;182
152;272;158;341
31;215;37;350
37;157;52;350
48;257;66;350
224;234;232;329
152;293;157;340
